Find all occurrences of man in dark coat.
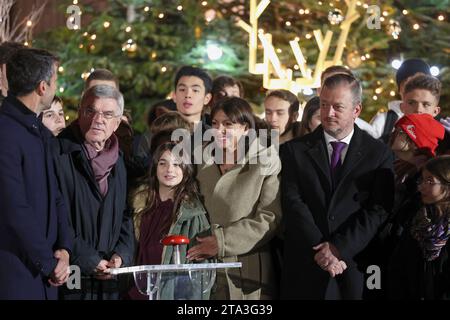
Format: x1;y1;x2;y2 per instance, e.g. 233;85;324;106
0;48;72;299
280;73;395;299
53;85;134;300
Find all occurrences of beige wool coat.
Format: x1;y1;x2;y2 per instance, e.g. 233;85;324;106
196;140;282;299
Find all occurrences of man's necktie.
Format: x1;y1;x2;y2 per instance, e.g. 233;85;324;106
330;141;346;179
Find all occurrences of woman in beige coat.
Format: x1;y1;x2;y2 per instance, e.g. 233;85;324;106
187;97;282;299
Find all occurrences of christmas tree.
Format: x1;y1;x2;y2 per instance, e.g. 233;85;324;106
34;0;449;129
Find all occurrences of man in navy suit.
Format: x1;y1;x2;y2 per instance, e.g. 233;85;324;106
280;73;394;299
0;48;72;299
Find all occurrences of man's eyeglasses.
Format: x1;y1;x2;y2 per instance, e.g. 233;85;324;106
83;107;119;120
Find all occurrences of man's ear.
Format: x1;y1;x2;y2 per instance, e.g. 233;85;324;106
354;103;362;118
204;93;212;106
36;80;47;97
434;105;441;117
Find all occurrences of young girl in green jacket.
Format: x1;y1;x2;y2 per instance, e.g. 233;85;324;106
127;142;211;300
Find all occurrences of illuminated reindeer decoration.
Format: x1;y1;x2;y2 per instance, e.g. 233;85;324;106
237;0;360;94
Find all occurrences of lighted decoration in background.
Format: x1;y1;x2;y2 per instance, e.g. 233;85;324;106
122;39;137;53
388;19;401;39
206;42;223;60
346;50;362;68
391;59;402;69
195;26;202;39
237;0;360;94
303;88;314;96
204;9;216;22
328;9;344;25
430;66;440;76
231;4;246;16
81;71;90;80
236;0;271;74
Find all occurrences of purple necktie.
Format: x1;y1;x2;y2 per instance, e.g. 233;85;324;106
330;141;346;177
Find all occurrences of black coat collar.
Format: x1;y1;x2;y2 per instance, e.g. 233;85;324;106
1;95;49;137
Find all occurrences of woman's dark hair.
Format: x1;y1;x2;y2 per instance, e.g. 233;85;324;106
211;97;257;157
134;142;200;235
211;97;255;130
299;96;320;137
423;156;450;215
424;156;450;187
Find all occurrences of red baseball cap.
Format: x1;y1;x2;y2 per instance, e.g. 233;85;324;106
395;114;445;156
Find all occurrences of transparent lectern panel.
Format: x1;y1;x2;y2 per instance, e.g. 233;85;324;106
109;262;241;300
133;269;216;300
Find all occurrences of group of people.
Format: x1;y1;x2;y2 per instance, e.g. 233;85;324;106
0;41;449;300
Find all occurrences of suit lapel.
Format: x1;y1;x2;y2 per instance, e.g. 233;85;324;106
334;126;365;190
306;128;333;191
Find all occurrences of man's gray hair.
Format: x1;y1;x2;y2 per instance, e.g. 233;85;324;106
322;73;362;106
80;84;124;115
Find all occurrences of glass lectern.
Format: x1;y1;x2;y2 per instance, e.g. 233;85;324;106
109;262;242;300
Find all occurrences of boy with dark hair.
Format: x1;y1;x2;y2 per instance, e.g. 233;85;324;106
173;66;212;127
264;89;301;144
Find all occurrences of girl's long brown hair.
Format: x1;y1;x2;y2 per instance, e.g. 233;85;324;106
134;142;200;236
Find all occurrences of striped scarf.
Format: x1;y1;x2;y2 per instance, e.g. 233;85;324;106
411;203;450;261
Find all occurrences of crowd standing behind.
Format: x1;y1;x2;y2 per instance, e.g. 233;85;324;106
1;41;449;300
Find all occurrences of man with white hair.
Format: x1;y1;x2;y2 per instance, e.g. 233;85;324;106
52;85;134;300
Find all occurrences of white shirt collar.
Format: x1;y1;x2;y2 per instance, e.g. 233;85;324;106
323;128;354;146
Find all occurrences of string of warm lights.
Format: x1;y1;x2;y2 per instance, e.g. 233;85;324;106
45;0;446;112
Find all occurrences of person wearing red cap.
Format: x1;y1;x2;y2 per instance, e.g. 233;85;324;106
374;114;446;299
390;113;445;194
392;113;445;159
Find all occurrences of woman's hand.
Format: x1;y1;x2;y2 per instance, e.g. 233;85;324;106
186;235;219;261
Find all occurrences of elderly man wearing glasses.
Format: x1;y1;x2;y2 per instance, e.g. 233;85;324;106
52;85;134;300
